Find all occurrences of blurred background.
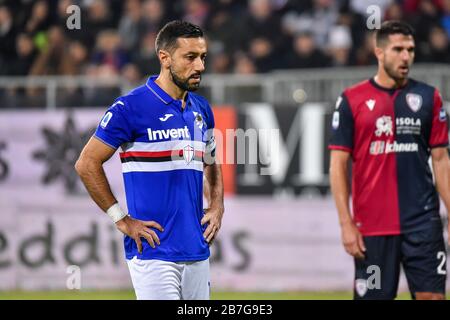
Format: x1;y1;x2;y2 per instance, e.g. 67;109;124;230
0;0;450;299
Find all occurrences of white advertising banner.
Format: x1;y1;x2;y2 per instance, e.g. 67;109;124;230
0;109;446;292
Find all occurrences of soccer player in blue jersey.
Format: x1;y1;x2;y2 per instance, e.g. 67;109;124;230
75;21;224;300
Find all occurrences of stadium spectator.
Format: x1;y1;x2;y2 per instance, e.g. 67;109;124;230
282;0;339;49
284;31;331;69
442;0;450;37
24;0;51;36
118;0;143;52
84;0;115;48
131;31;160;76
418;24;450;63
408;0;442;45
30;26;76;76
354;30;377;66
248;36;279;72
181;0;210;27
10;33;37;75
139;0;168;35
233;51;257;74
239;0;282;50
0;5;16;74
91;30;129;72
327;25;353;66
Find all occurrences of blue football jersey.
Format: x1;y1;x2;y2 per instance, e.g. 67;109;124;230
95;76;216;261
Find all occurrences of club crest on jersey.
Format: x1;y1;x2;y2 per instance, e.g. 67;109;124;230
183;145;194;164
375;116;393;137
193;111;205;130
355;279;368;297
406;93;422;112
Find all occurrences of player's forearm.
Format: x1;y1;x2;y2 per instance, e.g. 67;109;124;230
330;158;353;226
433;157;450;214
204;163;224;211
75;157;117;212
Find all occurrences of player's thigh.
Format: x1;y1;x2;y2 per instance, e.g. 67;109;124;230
180;258;210;300
354;235;401;300
401;221;447;299
126;257;183;300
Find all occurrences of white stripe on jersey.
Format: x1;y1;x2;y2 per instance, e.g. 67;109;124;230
122;160;204;173
121;140;206;152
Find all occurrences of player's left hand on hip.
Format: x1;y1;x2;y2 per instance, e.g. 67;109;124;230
201;206;224;244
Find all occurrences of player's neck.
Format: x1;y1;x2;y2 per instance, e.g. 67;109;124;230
374;70;408;90
155;73;188;103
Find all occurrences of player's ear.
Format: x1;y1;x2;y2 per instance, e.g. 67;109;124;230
374;46;384;61
158;49;171;69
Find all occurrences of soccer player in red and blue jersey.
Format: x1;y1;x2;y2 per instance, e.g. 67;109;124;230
329;21;450;300
75;21;224;300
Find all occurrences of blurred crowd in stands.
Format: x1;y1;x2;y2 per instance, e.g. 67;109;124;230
0;0;450;107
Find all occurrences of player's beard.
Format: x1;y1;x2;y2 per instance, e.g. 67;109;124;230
383;59;410;83
169;67;201;92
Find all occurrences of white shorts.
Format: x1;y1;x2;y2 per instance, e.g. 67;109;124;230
126;257;210;300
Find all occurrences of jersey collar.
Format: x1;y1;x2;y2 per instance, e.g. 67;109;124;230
146;76;174;105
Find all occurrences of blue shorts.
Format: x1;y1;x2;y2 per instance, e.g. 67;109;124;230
354;219;447;300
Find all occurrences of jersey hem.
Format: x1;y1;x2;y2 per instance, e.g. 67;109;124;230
125;253;210;262
361;222;440;236
360;230;401;236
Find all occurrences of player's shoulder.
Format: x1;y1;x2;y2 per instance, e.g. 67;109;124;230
121;84;151;105
111;83;157;112
407;78;438;95
342;79;373;98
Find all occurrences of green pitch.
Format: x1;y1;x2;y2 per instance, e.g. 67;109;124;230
0;290;414;300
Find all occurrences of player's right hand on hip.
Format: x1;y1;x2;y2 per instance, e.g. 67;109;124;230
341;221;366;259
115;215;164;253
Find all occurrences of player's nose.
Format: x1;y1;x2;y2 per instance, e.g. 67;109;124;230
194;57;205;73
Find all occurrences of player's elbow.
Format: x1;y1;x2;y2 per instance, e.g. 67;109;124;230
74;154;90;177
74;157;85;177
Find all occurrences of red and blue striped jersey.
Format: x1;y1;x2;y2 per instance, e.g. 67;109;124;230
329;78;448;235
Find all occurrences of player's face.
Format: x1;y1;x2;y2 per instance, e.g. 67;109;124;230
168;37;207;92
379;34;415;82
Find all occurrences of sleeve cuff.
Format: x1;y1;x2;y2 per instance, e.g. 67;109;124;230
93;134;119;150
328;145;352;153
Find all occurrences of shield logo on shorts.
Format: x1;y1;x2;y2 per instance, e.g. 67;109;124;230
183;145;194;164
406;93;422;112
355;279;368;297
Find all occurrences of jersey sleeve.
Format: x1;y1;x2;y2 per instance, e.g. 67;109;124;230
328;93;354;153
94;99;133;149
429;89;449;148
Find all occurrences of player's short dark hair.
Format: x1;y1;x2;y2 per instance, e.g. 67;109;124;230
155;20;204;54
375;20;415;46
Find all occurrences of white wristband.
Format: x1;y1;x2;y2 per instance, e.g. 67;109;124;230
106;203;128;223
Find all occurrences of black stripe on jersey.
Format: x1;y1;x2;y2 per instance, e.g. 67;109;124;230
121;155;203;163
